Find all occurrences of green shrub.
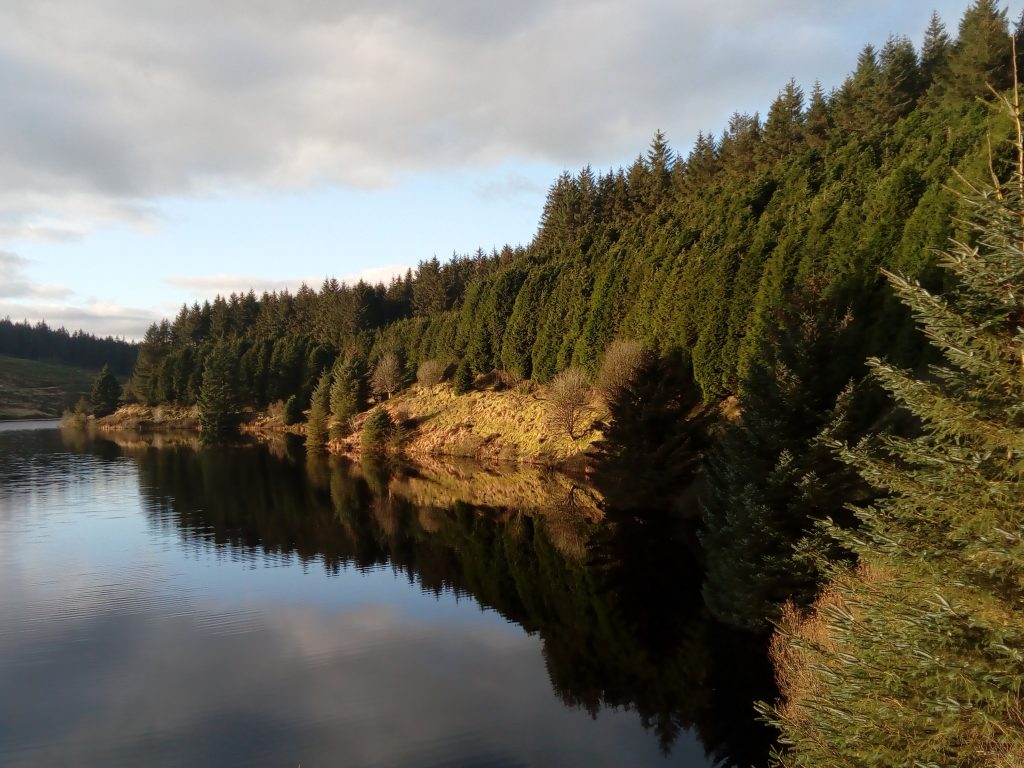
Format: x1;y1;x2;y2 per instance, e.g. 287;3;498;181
360;408;395;452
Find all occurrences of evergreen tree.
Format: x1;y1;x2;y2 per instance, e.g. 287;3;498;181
305;369;331;452
452;360;473;394
329;355;368;440
769;149;1024;766
942;0;1011;101
89;364;122;417
283;394;302;426
920;10;952;89
198;344;239;440
701;297;864;632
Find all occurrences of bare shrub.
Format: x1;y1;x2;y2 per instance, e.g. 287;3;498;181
416;359;445;387
546;367;593;439
596;338;644;403
370;352;402;399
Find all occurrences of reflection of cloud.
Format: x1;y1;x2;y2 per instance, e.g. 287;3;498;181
0;251;70;300
0;594;685;767
0;1;953;238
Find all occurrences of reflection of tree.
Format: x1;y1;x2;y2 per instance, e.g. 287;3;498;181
128;442;773;766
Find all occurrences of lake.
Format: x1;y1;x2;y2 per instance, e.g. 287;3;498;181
0;422;774;767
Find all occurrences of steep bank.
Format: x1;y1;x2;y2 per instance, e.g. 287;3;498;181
331;382;603;467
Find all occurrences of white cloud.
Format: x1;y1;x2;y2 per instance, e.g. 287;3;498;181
0;0;985;240
0;251;71;300
0;297;160;340
164;264;410;299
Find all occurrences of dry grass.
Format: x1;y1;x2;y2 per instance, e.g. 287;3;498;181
388;453;603;519
337;381;603;465
97;403;200;431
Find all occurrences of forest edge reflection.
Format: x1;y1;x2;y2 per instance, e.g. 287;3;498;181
72;428;777;766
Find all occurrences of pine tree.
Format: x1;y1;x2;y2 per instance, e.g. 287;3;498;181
329;356;367;440
305;370;331;452
452;360;473;394
943;0;1011;102
198;344;239;441
88;364;122;417
920;11;952;88
768;124;1024;766
701;297;864;632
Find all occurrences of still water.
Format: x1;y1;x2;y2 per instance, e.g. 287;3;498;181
0;423;773;767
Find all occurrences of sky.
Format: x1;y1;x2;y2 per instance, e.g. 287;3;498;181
1;0;1020;340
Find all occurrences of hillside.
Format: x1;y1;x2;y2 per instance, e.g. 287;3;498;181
0;355;98;419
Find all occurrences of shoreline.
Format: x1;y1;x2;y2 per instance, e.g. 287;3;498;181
87;384;603;471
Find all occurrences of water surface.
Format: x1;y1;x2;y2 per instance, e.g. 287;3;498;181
0;425;773;767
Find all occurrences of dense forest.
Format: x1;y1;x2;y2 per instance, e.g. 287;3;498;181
119;2;1024;765
0;318;137;376
130;3;1013;411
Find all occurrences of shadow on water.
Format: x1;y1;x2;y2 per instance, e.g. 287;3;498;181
76;430;777;766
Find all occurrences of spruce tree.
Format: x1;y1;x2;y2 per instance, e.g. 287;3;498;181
89;364;122;417
769;133;1024;766
329;356;367;440
198;344;239;441
305;370;331;452
452;360;473;395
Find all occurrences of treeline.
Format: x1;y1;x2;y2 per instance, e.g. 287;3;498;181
131;3;1014;414
0;318;137;375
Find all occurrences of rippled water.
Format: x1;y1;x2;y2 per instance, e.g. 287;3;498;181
0;423;773;767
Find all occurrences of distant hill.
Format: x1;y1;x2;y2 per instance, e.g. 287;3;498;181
0;319;137;376
0;355;99;419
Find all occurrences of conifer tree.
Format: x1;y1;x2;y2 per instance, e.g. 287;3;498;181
701;297;863;632
89;364;122;417
198;344;239;441
329;356;367;440
769;116;1024;766
452;360;473;394
943;0;1011;101
305;369;331;452
920;11;952;88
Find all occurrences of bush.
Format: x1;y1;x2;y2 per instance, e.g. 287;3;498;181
370;352;402;399
416;359;445;388
546;367;593;439
360;407;395;453
596;339;644;403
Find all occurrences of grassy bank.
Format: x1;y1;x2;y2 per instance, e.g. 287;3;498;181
333;382;604;467
0;354;98;419
96;379;603;468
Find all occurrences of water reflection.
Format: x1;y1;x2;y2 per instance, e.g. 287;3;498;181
0;428;774;767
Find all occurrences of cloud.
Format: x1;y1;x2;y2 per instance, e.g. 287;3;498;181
164;264;410;298
0;297;160;340
0;1;980;239
0;584;678;767
475;173;547;202
0;251;71;300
